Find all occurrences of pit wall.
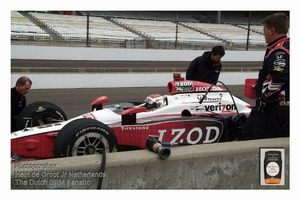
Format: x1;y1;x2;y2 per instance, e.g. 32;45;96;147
11;45;264;61
11;46;262;89
11;137;289;189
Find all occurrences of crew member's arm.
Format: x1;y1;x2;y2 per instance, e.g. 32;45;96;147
261;49;289;103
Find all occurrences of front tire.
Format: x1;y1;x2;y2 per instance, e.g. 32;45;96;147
16;101;67;131
53;118;118;158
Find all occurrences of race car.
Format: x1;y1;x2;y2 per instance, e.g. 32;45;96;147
11;73;255;160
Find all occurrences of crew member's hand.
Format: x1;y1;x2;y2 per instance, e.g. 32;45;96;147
258;98;267;112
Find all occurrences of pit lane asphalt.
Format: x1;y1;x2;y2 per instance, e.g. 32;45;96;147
12;60;258;118
25;86;255;119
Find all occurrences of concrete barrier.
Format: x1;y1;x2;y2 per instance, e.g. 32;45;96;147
11;45;264;61
11;137;289;189
10;46;263;89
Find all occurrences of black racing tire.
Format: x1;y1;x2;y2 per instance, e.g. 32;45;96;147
16;101;67;131
53;118;118;158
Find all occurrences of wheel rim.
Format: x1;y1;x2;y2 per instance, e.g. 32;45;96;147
71;132;110;156
30;113;63;127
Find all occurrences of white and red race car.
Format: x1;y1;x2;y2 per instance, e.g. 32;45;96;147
11;73;256;160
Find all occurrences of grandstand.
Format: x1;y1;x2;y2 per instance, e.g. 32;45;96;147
11;11;51;41
11;11;289;50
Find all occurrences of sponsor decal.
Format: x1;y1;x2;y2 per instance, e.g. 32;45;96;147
176;81;194;92
191;103;236;112
195;86;223;92
279;101;289;106
260;148;285;185
273;54;286;72
121;126;149;131
82;113;96;119
174;81;224;93
176;82;193;87
35;106;46;113
157;126;220;145
197;93;223;102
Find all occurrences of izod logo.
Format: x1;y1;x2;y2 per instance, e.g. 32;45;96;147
175;82;192;87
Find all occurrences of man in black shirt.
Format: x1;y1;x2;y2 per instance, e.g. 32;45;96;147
11;76;32;132
185;45;225;84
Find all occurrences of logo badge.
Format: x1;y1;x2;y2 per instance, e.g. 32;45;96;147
260;147;285;185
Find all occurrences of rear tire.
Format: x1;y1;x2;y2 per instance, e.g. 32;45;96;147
53;118;118;158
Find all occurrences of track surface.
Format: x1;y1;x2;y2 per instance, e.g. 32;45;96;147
11;60;261;69
26;86;255;119
11;60;261;73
